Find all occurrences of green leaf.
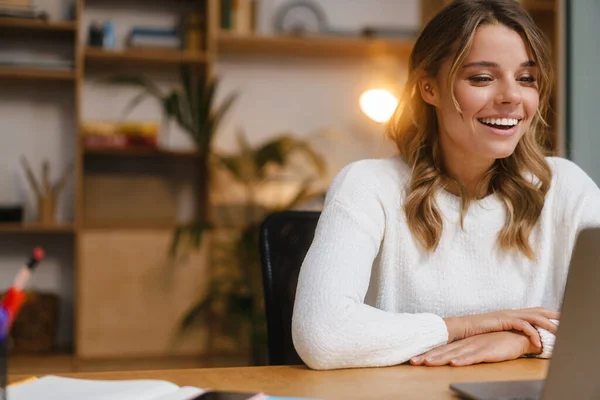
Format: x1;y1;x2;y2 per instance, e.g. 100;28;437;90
196;78;216;131
205;92;237;148
121;91;151;119
229;293;255;318
253;135;326;179
168;226;184;260
180;67;196;126
107;75;163;98
180;296;213;331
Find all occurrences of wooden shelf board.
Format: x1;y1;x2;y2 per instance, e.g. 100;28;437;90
0;223;75;233
84;147;200;158
217;33;415;58
0;18;77;31
82;222;179;230
84;48;209;65
0;68;75;81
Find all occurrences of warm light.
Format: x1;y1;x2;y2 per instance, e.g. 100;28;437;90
359;89;399;123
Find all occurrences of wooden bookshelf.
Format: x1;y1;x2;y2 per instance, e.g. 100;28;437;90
0;68;75;81
217;32;415;58
84;47;210;65
0;18;77;32
84;147;200;158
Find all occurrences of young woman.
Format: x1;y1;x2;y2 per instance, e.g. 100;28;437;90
292;0;600;370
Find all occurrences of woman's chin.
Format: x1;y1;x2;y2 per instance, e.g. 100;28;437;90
481;143;520;160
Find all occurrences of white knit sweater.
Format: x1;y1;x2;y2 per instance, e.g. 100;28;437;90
292;156;600;370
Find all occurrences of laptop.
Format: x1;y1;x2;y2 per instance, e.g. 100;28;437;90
450;227;600;400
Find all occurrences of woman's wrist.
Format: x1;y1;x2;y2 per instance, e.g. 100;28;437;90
443;317;463;343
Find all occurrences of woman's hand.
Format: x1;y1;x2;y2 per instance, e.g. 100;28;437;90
444;307;559;347
410;331;541;367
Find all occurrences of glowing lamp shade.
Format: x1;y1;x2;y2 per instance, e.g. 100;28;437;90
359;89;399;123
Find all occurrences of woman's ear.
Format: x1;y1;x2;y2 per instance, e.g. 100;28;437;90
419;79;439;107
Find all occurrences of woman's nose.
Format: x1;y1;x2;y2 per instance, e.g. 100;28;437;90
495;80;522;105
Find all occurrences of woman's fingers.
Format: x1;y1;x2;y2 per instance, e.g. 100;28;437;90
450;350;485;367
508;318;541;347
521;314;559;334
423;348;467;366
528;307;560;320
411;342;469;366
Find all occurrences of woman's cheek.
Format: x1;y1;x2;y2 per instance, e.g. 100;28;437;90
454;84;492;113
523;89;540;119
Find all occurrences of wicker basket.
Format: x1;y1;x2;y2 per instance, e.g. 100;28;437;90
7;291;59;354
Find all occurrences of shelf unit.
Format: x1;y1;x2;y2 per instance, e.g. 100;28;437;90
0;0;562;366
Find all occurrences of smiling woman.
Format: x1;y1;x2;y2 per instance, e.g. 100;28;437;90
291;0;600;371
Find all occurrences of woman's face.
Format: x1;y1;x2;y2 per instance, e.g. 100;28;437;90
427;23;540;167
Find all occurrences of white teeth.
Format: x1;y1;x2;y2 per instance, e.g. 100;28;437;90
479;117;519;127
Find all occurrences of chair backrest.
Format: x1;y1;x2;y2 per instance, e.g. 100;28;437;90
259;210;321;365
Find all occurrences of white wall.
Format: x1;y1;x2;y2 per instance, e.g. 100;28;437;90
214;0;419;186
0;0;419;351
568;0;600;183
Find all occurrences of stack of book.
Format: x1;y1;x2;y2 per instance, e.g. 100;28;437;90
126;27;181;49
0;50;73;70
81;121;159;150
0;0;47;20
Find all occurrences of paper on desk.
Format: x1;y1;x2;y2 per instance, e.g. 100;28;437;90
7;375;204;400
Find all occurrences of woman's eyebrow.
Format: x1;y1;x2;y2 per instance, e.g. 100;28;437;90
462;60;537;68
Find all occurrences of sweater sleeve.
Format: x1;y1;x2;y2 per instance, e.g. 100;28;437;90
291;162;448;370
533;320;559;359
533;158;600;359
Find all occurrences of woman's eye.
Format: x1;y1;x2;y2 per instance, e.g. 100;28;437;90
518;76;537;84
468;76;492;83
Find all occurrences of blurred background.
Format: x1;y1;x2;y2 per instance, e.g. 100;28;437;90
0;0;595;374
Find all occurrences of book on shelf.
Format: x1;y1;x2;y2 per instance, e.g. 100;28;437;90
221;0;258;35
0;51;73;70
0;3;46;19
81;121;159;150
181;12;204;51
126;27;182;49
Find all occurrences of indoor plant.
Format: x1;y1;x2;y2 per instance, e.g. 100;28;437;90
178;130;326;364
109;66;237;230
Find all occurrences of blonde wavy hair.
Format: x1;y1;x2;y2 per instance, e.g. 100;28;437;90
388;0;554;259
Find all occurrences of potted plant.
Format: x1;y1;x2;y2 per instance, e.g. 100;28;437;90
108;66;237;228
177;130;326;364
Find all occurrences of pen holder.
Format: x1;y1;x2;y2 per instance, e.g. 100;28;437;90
37;194;57;226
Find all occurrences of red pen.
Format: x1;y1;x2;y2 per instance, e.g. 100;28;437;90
0;247;45;337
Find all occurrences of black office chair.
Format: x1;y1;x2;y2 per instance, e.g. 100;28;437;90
259;210;321;365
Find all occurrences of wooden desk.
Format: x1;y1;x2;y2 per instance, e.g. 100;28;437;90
9;359;549;400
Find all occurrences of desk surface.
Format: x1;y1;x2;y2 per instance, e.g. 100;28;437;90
9;359;549;400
